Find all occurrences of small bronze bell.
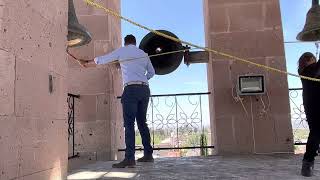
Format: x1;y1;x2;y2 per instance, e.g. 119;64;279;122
297;0;320;41
67;0;92;47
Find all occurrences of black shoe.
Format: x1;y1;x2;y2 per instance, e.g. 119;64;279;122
112;159;136;168
301;160;314;177
137;156;154;162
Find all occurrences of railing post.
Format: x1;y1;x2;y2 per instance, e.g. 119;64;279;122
68;93;80;159
72;96;75;157
151;97;155;148
175;96;179;149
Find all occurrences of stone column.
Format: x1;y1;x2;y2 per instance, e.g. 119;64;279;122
67;0;124;164
204;0;293;154
0;0;68;179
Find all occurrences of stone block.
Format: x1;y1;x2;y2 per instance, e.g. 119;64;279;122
266;56;288;89
0;116;19;180
264;0;282;28
108;15;122;47
17;118;67;177
49;47;69;77
78;15;109;41
268;87;290;115
67;68;108;95
210;60;232;89
233;115;254;153
15;59;67;119
208;6;228;33
230;57;267;78
16;117;37;147
211;29;285;59
0;160;19;180
251;113;278;153
94;40;113;57
96;94;109;120
0;49;15;115
212;88;242;116
265;57;290;115
228;2;264;32
272;114;294;152
107;0;120;12
73;120;109;157
76;95;97;122
214;116;237;153
74;0;108;15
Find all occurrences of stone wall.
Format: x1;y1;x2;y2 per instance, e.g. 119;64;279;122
204;0;293;154
0;0;68;179
67;0;124;164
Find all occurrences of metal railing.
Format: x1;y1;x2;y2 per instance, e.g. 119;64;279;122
67;89;307;157
117;92;213;156
288;88;308;146
68;93;80;159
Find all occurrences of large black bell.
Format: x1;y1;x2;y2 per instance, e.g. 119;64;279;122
297;0;320;41
139;30;184;75
68;0;92;47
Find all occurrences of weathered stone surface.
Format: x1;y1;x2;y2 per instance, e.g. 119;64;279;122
205;0;293;154
0;49;15;115
67;0;123;165
0;0;68;179
68;155;320;180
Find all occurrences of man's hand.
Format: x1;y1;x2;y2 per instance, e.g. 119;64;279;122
79;60;96;68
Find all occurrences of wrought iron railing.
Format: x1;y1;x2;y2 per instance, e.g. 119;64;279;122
117;92;213;157
68;93;80;159
288;88;309;146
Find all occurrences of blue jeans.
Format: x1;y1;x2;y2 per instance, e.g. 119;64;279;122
121;85;153;160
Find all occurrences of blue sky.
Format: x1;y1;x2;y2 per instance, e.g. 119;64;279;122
120;0;318;94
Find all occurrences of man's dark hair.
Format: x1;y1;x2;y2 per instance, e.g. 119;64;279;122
298;52;316;74
124;34;136;45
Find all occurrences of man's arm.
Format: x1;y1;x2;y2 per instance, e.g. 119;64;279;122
146;57;155;80
94;48;121;65
81;48;121;68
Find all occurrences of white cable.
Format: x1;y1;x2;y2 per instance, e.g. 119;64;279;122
231;86;249;116
250;96;257;154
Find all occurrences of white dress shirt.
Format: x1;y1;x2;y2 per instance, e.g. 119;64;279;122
94;45;155;85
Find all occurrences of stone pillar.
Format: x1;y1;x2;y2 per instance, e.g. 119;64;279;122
0;0;68;180
67;0;124;164
204;0;293;154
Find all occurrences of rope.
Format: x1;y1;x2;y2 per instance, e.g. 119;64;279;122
67;48;195;65
83;0;320;82
66;48;87;67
